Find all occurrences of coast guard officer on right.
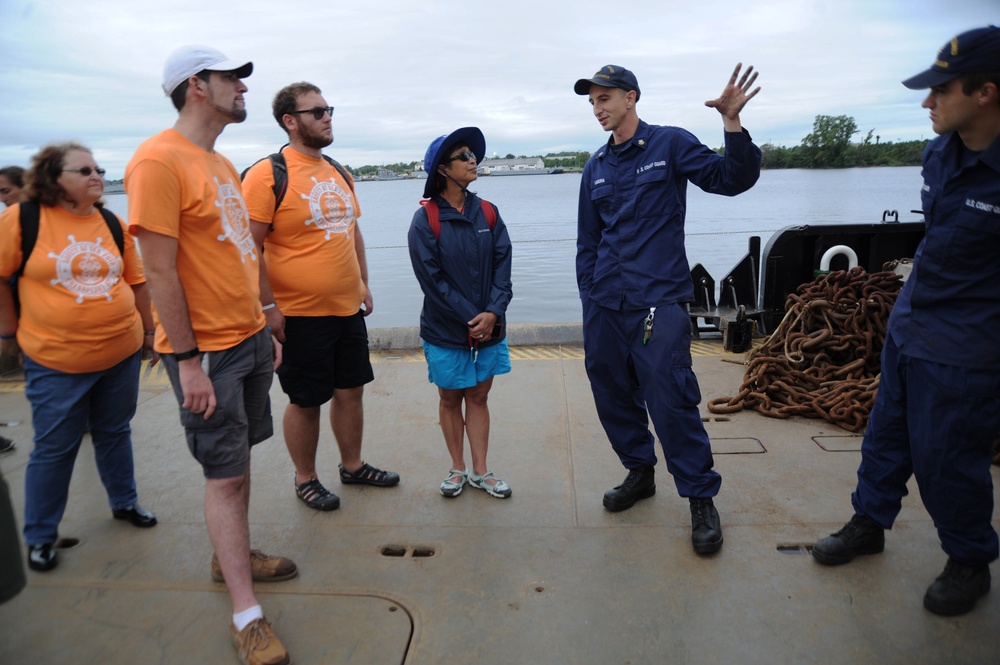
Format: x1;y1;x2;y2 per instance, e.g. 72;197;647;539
812;26;1000;617
574;63;761;554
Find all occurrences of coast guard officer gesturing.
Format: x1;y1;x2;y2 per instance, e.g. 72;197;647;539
574;64;761;555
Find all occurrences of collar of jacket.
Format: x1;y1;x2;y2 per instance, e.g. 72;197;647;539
432;191;483;220
596;120;651;160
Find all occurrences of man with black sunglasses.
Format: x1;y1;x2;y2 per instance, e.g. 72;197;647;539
243;82;399;514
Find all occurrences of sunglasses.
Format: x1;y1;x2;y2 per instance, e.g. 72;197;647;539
445;150;477;164
288;106;334;120
63;166;106;177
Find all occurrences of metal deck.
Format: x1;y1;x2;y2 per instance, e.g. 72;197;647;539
0;339;997;664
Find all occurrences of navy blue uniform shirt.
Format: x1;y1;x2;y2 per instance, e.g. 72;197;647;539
889;132;1000;369
577;120;761;311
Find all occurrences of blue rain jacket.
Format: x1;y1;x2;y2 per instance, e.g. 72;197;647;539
407;191;513;349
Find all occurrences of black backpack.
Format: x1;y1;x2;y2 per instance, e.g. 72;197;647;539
10;201;125;315
241;145;354;214
16;201;124;277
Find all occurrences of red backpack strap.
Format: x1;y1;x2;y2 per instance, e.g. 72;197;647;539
419;199;442;239
479;199;497;231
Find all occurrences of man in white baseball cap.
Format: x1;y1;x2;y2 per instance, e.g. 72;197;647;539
162;45;253;97
126;46;295;665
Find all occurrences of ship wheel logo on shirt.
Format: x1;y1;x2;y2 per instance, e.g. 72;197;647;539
48;234;122;303
214;178;258;263
302;177;355;240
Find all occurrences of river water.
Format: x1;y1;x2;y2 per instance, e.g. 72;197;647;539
104;166;923;329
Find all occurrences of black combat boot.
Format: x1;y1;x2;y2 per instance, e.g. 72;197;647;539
812;514;885;565
689;497;723;555
923;558;991;616
603;466;655;512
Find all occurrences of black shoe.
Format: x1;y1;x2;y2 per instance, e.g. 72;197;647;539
812;514;884;565
690;497;723;554
28;543;58;571
923;558;991;616
112;504;158;528
603;466;655;512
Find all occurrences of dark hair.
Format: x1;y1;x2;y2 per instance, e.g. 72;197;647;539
23;142;103;208
961;72;1000;105
272;82;322;134
432;141;469;195
0;166;24;188
170;70;213;111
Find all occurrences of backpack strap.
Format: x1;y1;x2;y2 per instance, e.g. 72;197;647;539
419;199;442;239
97;207;126;257
17;202;124;277
480;199;497;230
419;198;496;241
18;201;40;278
323;155;355;193
241;148;355;225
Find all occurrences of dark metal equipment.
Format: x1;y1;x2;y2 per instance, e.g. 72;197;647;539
687;213;926;341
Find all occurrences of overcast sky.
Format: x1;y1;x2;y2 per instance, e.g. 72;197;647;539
0;0;995;178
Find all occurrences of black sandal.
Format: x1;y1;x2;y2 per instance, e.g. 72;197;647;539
339;462;400;487
295;478;340;511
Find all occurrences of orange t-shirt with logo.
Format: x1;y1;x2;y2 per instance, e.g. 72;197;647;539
243;148;365;317
0;203;144;373
125;129;265;352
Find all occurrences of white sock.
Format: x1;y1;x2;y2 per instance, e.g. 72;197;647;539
233;605;264;631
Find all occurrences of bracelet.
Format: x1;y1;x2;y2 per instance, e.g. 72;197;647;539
173;346;201;361
0;333;14;340
144;331;156;337
261;302;277;311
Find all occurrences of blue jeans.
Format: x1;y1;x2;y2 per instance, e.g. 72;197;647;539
22;351;142;546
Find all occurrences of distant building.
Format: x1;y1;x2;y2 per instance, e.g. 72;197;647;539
480;157;545;172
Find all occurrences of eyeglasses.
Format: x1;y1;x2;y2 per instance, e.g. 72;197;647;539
445;150;476;164
63;166;106;177
288;106;334;120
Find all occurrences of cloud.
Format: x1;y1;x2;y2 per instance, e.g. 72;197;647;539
0;0;994;177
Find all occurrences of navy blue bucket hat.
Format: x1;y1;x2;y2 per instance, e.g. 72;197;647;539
902;26;1000;90
422;127;486;198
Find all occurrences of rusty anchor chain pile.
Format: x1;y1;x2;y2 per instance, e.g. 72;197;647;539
707;267;903;432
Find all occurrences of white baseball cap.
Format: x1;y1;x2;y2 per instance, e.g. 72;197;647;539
162;45;253;96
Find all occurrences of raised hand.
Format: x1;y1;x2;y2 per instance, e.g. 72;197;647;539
705;63;761;121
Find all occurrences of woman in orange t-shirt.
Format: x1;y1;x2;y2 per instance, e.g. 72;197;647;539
0;143;158;573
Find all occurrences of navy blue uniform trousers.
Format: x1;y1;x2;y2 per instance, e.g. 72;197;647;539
583;301;721;498
853;334;1000;566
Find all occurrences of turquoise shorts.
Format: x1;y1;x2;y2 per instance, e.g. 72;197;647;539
422;339;512;390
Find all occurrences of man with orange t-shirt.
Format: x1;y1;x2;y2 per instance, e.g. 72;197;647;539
125;46;294;665
243;81;398;512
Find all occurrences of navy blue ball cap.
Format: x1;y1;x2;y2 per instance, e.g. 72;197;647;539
903;26;1000;90
574;65;641;101
422;127;486;198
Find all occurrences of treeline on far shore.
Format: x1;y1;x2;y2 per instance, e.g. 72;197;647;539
102;114;931;185
758;114;929;169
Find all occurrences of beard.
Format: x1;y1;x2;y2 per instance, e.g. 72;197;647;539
206;87;247;123
299;125;333;149
210;99;247;123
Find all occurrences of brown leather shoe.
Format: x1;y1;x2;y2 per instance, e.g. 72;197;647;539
212;549;297;583
231;617;290;665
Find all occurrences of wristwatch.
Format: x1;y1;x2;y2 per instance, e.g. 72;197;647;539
174;346;201;361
